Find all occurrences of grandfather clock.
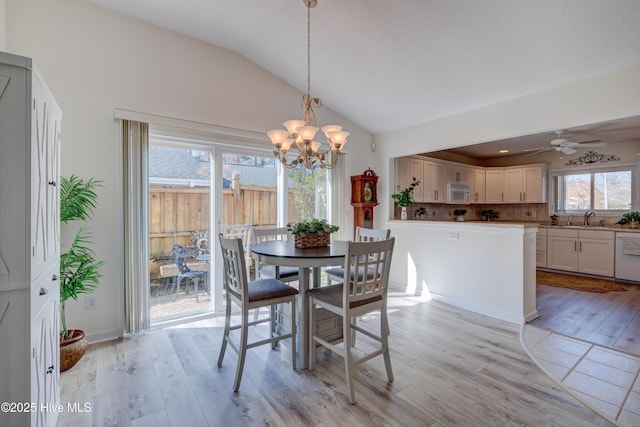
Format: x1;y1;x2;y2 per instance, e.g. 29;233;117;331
351;168;379;238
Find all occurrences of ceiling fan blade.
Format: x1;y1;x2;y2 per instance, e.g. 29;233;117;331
524;148;552;156
561;147;577;155
577;142;607;148
522;147;551;152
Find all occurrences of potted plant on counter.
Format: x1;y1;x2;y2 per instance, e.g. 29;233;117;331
59;175;104;372
480;209;499;221
623;211;640;229
287;218;339;248
391;177;420;220
453;209;467;222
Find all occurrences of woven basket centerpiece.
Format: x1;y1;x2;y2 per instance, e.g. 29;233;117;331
288;218;339;249
295;233;330;248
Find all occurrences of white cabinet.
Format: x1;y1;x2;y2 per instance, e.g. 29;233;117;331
422;160;446;202
446;165;467;183
467;168;485;204
395;157;424;202
546;228;614;277
536;228;547;268
487;165;547;204
0;52;61;427
504;166;546;203
485;169;505;203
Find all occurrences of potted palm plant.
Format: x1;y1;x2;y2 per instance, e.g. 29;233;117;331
391;177;420;219
59;175;104;372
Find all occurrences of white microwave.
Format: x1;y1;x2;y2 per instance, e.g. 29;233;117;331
447;183;470;204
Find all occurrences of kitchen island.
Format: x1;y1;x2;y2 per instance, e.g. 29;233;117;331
387;220;538;324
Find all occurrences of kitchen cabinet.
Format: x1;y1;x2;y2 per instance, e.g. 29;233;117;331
395;157;424;202
485;169;505;203
467;168;485;203
0;52;61;427
486;165;547;204
546;228;614;277
446;165;467;183
422;160;447;202
536;228;547;268
504;165;546;203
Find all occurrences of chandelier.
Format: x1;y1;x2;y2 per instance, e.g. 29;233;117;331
267;0;349;170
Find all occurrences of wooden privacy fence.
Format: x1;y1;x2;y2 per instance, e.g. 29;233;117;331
149;185;300;280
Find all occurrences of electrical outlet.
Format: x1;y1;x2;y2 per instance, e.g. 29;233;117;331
531;211;536;218
85;296;96;310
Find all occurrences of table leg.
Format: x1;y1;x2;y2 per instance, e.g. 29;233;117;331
298;266;310;369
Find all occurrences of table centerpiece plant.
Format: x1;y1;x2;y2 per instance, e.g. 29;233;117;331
287;218;339;248
391;177;420;220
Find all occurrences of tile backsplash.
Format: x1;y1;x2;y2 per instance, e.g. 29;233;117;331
399;203;628;227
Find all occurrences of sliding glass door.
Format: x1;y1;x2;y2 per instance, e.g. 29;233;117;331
148;141;214;324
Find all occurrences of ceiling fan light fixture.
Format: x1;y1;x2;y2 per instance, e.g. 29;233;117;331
550;138;568;146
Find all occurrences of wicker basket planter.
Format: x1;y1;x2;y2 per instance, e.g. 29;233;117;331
288;219;339;248
294;233;330;248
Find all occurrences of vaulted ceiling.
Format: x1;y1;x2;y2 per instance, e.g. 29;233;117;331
83;0;640;156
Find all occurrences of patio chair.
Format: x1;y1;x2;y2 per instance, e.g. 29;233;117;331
170;244;208;302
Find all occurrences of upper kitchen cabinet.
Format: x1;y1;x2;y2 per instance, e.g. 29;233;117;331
504;165;547;203
395;157;424;202
446;165;467;184
485;169;505;203
422;160;447;202
467;167;485;204
486;164;547;204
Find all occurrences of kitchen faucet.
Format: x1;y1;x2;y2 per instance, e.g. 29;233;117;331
567;215;573;226
584;210;595;226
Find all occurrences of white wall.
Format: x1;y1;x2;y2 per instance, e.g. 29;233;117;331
6;0;374;340
388;221;538;324
374;66;640;225
0;0;6;50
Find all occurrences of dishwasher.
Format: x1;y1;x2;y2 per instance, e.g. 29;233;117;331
616;233;640;282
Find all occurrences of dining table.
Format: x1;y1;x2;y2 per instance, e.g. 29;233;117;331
250;239;347;369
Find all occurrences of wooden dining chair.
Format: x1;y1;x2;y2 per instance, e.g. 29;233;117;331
251;227;300;283
308;237;395;404
217;234;299;392
325;227;391;285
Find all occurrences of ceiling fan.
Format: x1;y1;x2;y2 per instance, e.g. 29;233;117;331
523;130;606;156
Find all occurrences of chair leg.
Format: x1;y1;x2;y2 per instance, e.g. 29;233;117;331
344;312;356;404
308;298;316;371
270;304;277;350
290;297;297;370
218;300;232;367
233;308;250;392
194;278;200;303
381;309;394;383
172;277;183;301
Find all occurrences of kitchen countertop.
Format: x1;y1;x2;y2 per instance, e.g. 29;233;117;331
389;219;640;233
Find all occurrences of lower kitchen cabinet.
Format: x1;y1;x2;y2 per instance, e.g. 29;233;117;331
536;228;547;268
546;228;615;277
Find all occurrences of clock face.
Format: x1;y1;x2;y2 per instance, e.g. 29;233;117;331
364;182;373;201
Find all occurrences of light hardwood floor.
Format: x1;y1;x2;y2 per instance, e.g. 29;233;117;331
58;292;612;426
532;283;640;355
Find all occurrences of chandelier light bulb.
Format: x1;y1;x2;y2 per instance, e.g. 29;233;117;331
267;129;290;146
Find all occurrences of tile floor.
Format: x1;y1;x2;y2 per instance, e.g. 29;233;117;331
523;324;640;426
